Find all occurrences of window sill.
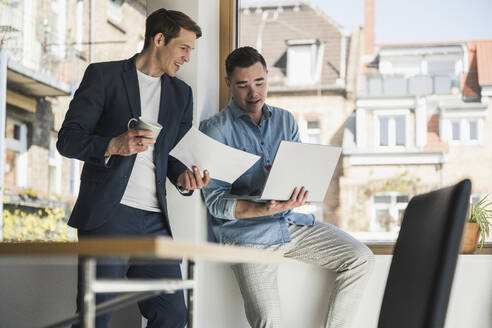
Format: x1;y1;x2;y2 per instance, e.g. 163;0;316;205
365;241;492;255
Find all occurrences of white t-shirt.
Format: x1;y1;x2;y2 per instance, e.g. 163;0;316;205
120;70;162;212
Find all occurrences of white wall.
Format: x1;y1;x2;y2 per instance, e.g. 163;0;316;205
0;255;491;328
148;0;222;326
148;0;219;245
353;255;492;328
192;255;492;328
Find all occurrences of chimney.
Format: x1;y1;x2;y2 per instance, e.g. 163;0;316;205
364;0;375;55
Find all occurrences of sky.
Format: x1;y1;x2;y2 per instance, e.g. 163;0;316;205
241;0;492;43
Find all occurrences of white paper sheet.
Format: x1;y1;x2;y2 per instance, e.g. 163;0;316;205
169;127;260;183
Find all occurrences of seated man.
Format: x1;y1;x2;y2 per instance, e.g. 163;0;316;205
199;46;374;328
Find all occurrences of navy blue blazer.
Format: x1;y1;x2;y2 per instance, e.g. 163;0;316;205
57;54;192;231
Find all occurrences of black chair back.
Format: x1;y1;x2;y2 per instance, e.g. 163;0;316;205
378;179;471;328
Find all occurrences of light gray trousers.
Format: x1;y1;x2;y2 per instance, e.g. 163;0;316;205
230;221;375;328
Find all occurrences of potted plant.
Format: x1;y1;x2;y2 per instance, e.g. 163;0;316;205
462;195;492;253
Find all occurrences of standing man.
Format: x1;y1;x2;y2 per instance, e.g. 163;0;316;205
200;47;374;328
57;9;209;328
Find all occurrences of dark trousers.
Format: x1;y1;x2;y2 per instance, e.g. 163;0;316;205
74;204;187;328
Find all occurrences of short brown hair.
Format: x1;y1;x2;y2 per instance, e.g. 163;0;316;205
143;8;202;49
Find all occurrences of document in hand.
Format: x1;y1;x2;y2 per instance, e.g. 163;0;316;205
223;141;341;202
169;127;261;184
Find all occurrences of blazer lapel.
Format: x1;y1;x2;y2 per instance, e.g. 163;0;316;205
122;55;141;118
158;74;172;130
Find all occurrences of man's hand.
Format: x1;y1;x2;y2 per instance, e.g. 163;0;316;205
177;166;210;191
265;187;309;214
105;129;155;157
234;187;309;219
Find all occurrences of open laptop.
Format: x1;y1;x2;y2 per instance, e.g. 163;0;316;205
222;141;341;202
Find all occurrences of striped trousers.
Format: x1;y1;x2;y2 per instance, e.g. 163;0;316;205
229;221;375;328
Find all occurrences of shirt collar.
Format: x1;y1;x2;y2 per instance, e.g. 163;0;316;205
227;98;272;122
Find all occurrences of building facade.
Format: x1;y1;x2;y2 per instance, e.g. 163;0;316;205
238;1;492;241
341;40;492;239
0;0;146;240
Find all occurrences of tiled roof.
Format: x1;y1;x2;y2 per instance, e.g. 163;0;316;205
239;2;345;88
462;40;492;97
476;40;492;86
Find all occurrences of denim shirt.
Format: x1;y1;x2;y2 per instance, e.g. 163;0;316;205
199;99;315;245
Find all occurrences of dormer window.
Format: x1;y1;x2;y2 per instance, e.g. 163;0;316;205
286;39;323;86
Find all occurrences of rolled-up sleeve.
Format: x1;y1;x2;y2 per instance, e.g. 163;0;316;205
201;179;237;220
199;120;237;220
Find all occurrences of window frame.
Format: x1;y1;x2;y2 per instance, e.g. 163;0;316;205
219;0;237;110
306;118;321;144
230;0;492;251
446;117;483;146
371;192;409;233
5;118;27;187
286;39;322;86
373;109;410;151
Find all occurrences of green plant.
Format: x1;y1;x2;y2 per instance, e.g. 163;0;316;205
469;195;492;250
2;207;71;241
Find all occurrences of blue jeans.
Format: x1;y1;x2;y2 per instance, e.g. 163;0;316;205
75;204;186;328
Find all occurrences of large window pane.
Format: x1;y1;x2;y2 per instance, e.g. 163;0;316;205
238;0;492;243
1;0;147;241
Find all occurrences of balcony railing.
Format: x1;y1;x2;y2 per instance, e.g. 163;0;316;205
0;3;76;88
365;74;461;97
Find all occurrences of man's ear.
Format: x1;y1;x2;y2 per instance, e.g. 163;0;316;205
225;76;231;88
153;33;165;47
